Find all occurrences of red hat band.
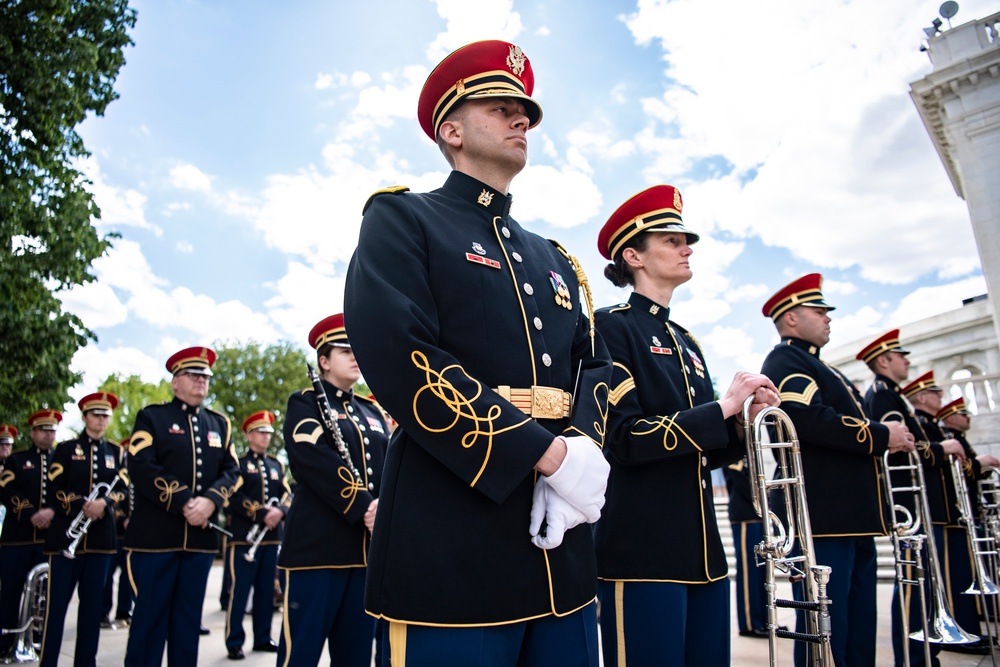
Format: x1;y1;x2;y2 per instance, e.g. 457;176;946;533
309;314;350;350
762;273;836;320
242;410;276;435
901;371;941;398
597;185;700;261
856;329;910;364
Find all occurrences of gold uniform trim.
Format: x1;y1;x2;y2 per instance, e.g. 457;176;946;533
389;622;407;667
777;374;819;405
47;463;64;482
0;469;13;487
129;430;154;456
631;414;702;452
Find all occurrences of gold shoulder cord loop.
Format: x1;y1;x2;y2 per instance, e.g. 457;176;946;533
555;244;596;356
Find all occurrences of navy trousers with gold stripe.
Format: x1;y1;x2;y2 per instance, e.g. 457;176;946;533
124;551;214;667
732;520;767;634
380;602;598;667
597;579;729;666
224;543;277;650
39;553;112;667
277;567;372;667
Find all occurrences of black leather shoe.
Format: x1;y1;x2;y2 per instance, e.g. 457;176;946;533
941;638;991;655
199;625;211;636
253;640;279;652
227;647;245;660
739;627;770;639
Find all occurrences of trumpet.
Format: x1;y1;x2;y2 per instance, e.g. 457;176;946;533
63;477;120;559
742;397;833;667
244;498;280;562
882;448;978;650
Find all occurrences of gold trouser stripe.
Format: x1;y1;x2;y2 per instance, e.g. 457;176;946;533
281;570;292;667
390;621;407;667
39;556;53;664
127;551;138;596
615;580;626;667
225;546;235;639
740;524;751;629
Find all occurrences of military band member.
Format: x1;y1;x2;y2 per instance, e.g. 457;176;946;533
724;459;770;639
856;331;960;666
760;274;915;667
904;373;991;654
40;392;125;667
345;40;612;667
101;435;132;629
223;410;289;660
123;346;240;667
0;426;12;540
939;397;999;473
592;185;779;666
0;410;60;661
277;314;387;667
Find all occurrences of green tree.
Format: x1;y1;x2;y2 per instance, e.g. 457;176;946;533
0;0;137;427
207;340;310;457
98;373;171;444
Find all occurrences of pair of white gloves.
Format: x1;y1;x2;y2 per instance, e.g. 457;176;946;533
529;436;610;550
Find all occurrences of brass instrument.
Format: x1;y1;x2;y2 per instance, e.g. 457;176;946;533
949;455;999;665
881;449;932;665
742;397;833;667
63;477;120;559
306;363;361;482
0;562;48;663
882;448;978;649
244;498;280;562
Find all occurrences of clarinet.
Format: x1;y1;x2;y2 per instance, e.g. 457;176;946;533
306;363;362;482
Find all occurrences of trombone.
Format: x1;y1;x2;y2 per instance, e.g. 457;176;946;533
63;477;120;559
742;397;833;667
244;498;280;563
881;447;978;652
950;455;999;665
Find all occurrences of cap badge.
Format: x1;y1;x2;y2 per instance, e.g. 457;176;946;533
478;189;494;207
506;45;526;76
549;271;573;310
472;242;486;255
673;189;683;211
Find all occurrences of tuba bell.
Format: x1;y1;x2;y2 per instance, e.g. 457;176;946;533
0;562;48;663
742;397;833;667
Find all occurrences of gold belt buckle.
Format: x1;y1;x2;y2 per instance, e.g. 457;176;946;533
531;386;565;419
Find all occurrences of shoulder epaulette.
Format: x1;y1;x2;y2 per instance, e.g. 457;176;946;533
300;386;315;395
597;303;630;314
205;407;231;423
363;186;410;214
356;393;376;405
873;379;888;391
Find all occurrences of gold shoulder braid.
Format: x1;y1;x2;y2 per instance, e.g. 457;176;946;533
552;241;595;356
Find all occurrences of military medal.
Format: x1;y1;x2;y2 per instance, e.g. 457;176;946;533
105;454;116;468
208;431;222;448
549;271;573;310
650;335;672;355
466;253;501;269
686;347;706;378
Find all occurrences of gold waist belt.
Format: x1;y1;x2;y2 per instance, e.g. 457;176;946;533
495;385;572;419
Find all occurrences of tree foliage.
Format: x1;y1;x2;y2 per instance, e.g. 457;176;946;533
207;340;310;457
97;373;172;445
0;0;136;427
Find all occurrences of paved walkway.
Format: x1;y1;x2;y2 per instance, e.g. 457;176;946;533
35;562;993;665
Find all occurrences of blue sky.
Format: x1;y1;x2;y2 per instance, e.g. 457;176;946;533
57;0;993;433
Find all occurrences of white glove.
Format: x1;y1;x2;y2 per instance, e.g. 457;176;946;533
544;435;609;523
528;477;589;550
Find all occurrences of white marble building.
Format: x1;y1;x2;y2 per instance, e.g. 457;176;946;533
827;9;1000;453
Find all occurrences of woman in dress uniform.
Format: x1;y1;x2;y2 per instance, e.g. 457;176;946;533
593;185;779;666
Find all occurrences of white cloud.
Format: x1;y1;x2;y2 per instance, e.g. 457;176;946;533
535;26;551;37
70;343;166;388
671;297;732;327
426;0;523;62
58;281;129;329
79;156;161;236
702;325;756;360
620;0;983;284
169;163;213;192
126;286;281;343
176;241;194;253
516;164;603;228
889;276;988;326
828;305;885;348
162;201;191;217
264;261;348;345
824;279;859;296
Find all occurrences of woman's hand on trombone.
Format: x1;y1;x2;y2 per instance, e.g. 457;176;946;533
719;371;780;427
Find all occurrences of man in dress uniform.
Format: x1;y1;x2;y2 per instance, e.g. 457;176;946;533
39;392;126;667
760;275;915;667
278;314;388;667
0;410;60;661
724;460;770;639
856;331;964;665
904;373;992;653
0;425;13;470
223;409;289;660
344;40;613;667
123;346;240;667
101;434;132;629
